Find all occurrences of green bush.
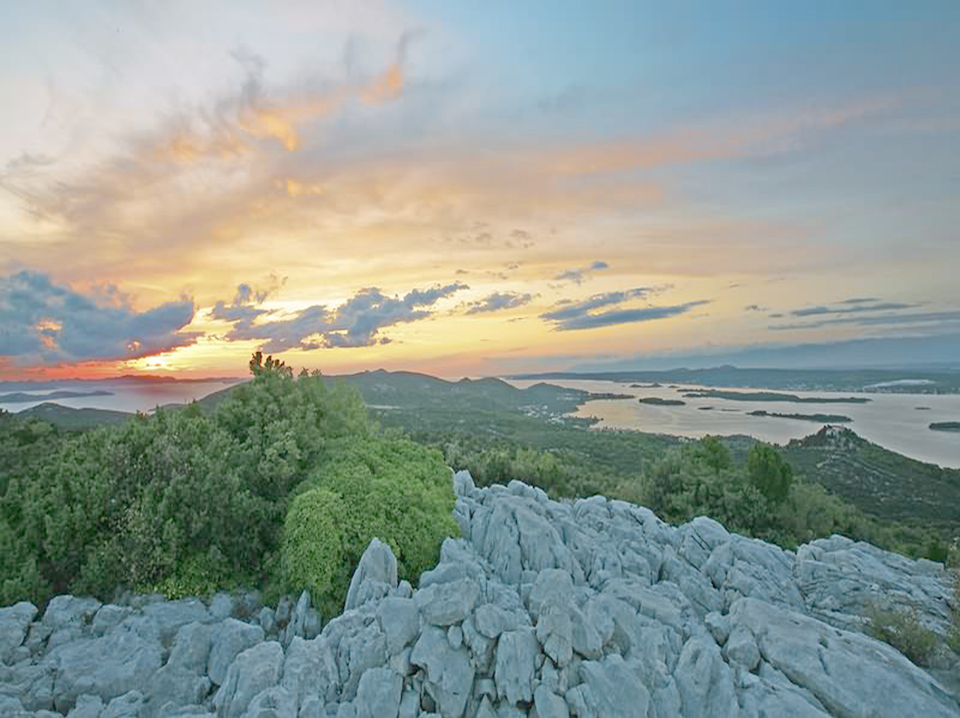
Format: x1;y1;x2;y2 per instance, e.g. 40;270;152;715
291;435;459;614
282;488;345;605
866;603;941;666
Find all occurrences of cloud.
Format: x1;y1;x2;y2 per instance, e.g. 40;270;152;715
770;310;960;331
0;271;198;364
744;304;766;312
553;260;609;285
790;301;916;317
465;292;533;315
218;281;467;350
549;301;710;331
540;287;706;331
541;288;650;322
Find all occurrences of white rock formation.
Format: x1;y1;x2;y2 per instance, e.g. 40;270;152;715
0;471;957;716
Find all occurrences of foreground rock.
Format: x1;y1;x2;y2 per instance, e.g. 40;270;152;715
1;471;957;716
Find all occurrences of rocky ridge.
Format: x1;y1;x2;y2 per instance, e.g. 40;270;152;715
0;470;957;717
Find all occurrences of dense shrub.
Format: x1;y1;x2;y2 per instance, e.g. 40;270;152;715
294;435;459;614
0;354;456;609
282;488;346;605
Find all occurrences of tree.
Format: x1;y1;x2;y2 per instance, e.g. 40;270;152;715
747;443;793;504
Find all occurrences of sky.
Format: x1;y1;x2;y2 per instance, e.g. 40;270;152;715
1;1;958;379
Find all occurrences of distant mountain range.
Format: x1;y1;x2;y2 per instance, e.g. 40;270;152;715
512;366;960;394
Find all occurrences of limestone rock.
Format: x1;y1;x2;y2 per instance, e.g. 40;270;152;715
208;618;265;686
345;539;398;612
0;603;36;664
212;641;283;718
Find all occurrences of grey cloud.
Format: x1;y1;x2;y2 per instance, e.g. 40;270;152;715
553;260;609;285
551;301;710;331
790;301;916;317
0;271;198;364
465;292;533;315
744;304;766;312
221;281;467;350
540;286;708;331
841;297;879;304
770;310;960;331
541;288;650;322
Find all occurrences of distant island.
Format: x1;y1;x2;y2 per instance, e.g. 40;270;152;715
0;390;113;403
916;407;932;411
698;406;714;411
630;382;662;388
930;422;960;433
510;366;960;394
587;392;633;400
749;410;853;423
682;389;870;404
638;396;685;406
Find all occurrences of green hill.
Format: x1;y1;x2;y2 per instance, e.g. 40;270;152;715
782;426;960;531
15;403;134;430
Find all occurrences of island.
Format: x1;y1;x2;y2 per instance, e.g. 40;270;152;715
930;422;960;432
698;406;715;411
630;382;662;388
916;407;932;411
749;410;852;423
682;389;870;404
638;396;686;406
0;390;114;403
587;392;634;400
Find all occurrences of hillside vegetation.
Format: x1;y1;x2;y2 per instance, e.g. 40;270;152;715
0;354;458;613
2;361;957;614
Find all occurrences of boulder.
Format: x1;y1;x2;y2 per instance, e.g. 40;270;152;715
212;641;284;718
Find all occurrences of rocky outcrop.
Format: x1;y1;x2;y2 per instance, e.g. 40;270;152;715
1;471;958;716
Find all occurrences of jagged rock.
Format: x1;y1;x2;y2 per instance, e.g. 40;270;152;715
66;694;104;718
258;606;275;635
495;626;539;705
43;596;101;630
796;536;953;633
212;641;283;718
565;654;650;718
534;684;569;718
0;603;36;664
281;636;339;706
354;667;403;718
243;685;297;716
208;618;265;686
45;622;163;713
414;578;480;626
102;690;147;717
210;593;234;621
2;473;958;718
730;596;959;717
345;539;399;612
474;604;519;639
92;605;133;637
410;626;474;716
376;597;420;655
674;635;740;717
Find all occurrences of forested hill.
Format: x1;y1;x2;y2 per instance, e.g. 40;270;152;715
7;365;960;554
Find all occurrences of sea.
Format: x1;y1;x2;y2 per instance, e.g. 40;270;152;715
0;380;241;414
507;379;960;469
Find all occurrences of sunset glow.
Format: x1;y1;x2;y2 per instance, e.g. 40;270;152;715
1;1;958;379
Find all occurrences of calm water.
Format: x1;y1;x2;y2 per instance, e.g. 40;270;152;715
1;381;238;414
508;379;960;469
